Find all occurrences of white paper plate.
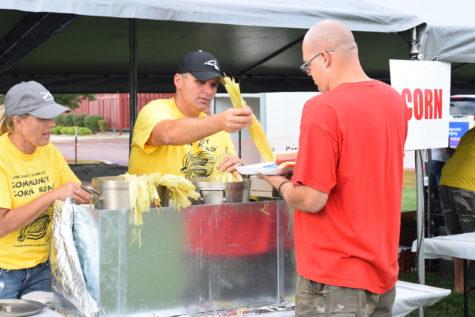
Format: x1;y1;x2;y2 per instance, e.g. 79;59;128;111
236;162;293;175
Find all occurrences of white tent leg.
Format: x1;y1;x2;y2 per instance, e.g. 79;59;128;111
415;149;426;317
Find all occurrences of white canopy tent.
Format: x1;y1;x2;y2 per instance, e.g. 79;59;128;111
0;0;425;93
0;0;422;31
367;0;475;63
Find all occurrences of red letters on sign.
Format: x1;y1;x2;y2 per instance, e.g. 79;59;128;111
401;88;443;121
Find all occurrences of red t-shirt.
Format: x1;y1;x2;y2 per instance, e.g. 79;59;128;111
292;80;408;294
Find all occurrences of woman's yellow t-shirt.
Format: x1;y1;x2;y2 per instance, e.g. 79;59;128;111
128;98;236;178
440;128;475;191
0;133;79;269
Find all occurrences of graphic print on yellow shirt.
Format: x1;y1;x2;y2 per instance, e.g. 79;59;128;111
0;133;79;269
18;208;52;242
12;170;54;243
129;98;236;178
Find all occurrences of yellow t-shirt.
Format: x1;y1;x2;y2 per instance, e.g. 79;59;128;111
128;98;236;178
440;127;475;191
0;133;79;269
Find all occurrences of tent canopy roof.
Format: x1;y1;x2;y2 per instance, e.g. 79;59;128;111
0;1;473;94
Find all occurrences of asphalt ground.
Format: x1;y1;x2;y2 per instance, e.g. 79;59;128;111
51;133;130;166
51;132;416;169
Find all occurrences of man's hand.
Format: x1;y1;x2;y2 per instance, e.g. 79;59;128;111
218;155;244;172
218;107;253;133
260;175;328;213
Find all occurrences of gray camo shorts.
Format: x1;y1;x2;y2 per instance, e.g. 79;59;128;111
295;275;395;317
439;185;475;234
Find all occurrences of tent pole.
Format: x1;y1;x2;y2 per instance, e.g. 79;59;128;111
427;150;432;238
415;150;425;283
408;25;426;317
129;18;138;153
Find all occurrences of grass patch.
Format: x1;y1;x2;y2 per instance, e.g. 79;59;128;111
403;169;416;189
399;270;475;316
402;169;416;212
402;187;417;212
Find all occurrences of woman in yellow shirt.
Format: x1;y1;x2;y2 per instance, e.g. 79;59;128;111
439;127;475;293
0;81;90;299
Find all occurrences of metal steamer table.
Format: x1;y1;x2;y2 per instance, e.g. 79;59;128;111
26;201;449;316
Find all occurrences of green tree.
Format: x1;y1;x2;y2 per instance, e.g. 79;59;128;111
0;94;95;109
52;94;95;110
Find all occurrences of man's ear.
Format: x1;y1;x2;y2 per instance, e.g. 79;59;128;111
323;51;332;69
174;73;183;90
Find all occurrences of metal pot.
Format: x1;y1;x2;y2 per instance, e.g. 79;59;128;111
192;178;250;205
91;176;169;210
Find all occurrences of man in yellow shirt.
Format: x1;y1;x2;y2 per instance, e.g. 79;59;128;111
128;50;252;178
0;81;90;299
439;126;475;293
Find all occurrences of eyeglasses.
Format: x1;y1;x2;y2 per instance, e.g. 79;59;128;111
300;50;335;75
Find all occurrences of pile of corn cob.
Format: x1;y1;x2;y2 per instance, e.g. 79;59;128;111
122;172;199;226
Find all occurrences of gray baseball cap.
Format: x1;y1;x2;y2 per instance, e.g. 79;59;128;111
5;81;69;119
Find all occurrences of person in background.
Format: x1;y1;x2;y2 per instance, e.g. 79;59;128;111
0;81;90;299
439;126;475;293
430;147;453;186
128;50;252;178
261;20;408;316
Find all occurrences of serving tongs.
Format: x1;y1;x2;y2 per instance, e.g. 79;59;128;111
81;185;103;206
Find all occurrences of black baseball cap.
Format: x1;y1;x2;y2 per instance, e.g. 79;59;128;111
177;50;223;81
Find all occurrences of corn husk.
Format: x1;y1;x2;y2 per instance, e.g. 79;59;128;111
221;76;274;162
122;172;200;226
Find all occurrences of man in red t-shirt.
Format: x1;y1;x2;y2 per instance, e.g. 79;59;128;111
262;20;408;316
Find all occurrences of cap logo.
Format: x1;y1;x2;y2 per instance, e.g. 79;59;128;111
40;91;53;102
204;59;220;71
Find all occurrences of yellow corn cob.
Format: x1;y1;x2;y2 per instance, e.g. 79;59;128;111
207;148;243;182
232;171;243;182
221;76;274;162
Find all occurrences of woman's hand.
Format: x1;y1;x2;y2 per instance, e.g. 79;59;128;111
51;182;91;204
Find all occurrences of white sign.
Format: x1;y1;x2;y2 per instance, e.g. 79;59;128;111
263;92;316;153
390;60;451;150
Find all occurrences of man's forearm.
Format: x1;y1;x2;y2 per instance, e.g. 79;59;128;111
280;182;328;213
149;115;223;146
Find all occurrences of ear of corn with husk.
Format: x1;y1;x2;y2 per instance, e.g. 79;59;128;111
221;76;274;162
159;174;200;210
122;172;200;226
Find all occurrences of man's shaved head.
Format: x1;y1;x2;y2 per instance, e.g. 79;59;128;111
303;19;357;54
301;19;368;92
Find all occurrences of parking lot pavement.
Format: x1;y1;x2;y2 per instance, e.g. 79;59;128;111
52;132;130;166
50;131;130;144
